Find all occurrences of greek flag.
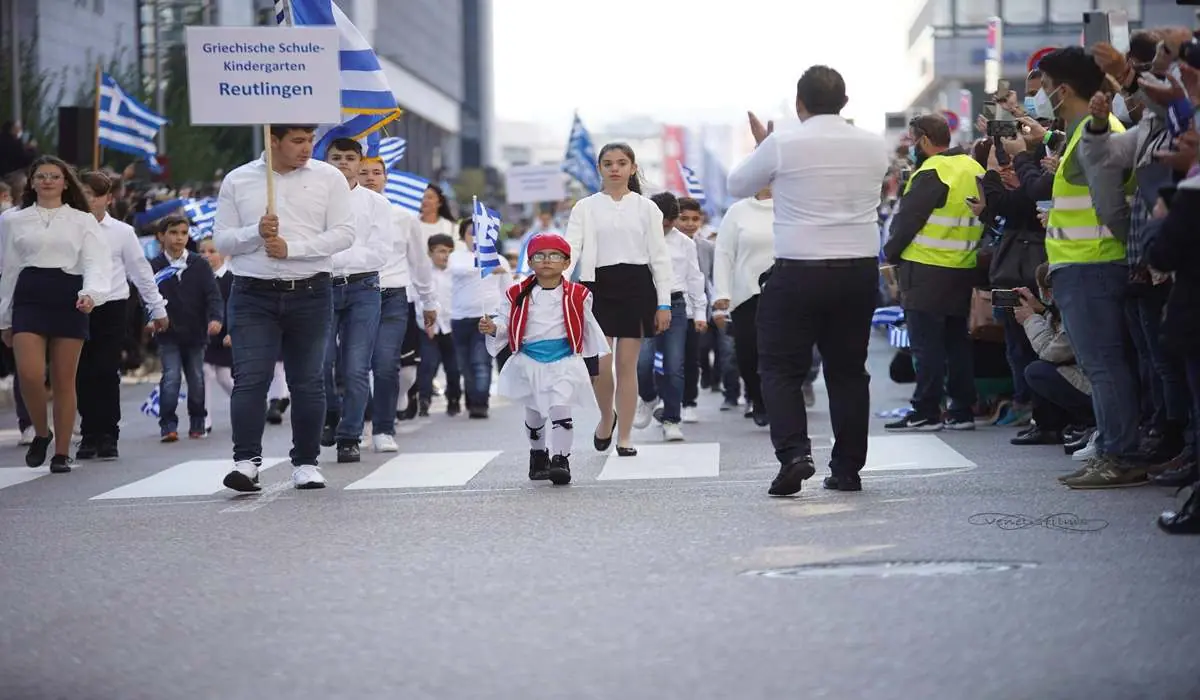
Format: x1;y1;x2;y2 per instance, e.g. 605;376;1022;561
472;197;501;279
889;325;910;349
97;73;167;172
677;162;706;204
653;351;664;376
376;136;406;169
562;112;601;194
384;171;428;213
141;386;185;418
275;0;402;159
871;306;905;326
154;265;183;285
182;197;217;240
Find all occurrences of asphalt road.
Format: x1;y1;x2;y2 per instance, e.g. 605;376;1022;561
1;337;1197;700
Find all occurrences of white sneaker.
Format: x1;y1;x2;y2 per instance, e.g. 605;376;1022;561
681;406;699;424
633;399;657;429
18;426;34;445
373;433;399;453
292;464;326;490
662;422;685;442
1072;432;1099;462
222;459;261;493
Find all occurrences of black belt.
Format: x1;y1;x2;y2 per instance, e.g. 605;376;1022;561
234;272;330;292
381;286;406;299
331;271;377;286
775;258;877;269
670;291;685;302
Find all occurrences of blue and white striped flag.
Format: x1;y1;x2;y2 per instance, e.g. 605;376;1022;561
384;171;428;213
562;112;601;194
141;386;185;418
376;136;406;169
871;306;905;326
182;197;217;240
276;0;402;159
98;73;167;173
153;265;183;285
472;197;501;279
653;351;664;376
677;162;706;204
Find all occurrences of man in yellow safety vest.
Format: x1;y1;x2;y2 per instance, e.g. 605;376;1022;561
1037;46;1147;489
883;114;985;433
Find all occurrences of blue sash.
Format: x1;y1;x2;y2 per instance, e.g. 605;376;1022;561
520;338;572;363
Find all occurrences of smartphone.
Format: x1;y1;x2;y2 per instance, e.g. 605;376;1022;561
975;175;986;200
1036;200;1053;212
1083;11;1110;48
991;289;1022;308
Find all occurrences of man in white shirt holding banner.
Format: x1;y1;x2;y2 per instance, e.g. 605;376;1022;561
214;124;355;492
728;66;888;498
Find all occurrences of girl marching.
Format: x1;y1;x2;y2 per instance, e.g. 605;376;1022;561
478;233;608;485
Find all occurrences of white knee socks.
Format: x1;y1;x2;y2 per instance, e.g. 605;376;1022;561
526;406;573;456
397;366;417;410
526;408;546;450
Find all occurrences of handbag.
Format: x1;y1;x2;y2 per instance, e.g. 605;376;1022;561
988;227;1046;291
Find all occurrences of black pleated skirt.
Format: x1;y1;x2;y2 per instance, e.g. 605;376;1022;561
585;263;657;339
11;267;89;340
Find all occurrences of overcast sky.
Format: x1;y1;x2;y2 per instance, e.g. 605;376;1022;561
492;0;918;135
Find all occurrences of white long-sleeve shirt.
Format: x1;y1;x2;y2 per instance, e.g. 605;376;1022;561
420;266;453;334
0;205;113;328
448;248;512;320
714;197;776;311
330;184;391;276
379;203;437;309
95;214;167;319
665;229;707;322
213;155;355;280
564;191;674;306
727;114;888;260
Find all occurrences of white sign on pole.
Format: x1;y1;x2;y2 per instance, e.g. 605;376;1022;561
184;26;341;126
506;165;567;204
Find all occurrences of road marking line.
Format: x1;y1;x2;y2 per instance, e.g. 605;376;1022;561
0;466;53;492
344;451;501;490
596;442;720;481
220;478;293;512
90;458;288;500
855;435;976;472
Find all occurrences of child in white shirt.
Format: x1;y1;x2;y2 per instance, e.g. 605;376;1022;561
479;233;608;485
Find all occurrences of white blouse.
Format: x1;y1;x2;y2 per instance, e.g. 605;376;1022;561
564;191;673;307
420;218;464;251
448;248;513;320
96;214;168;319
0;205;113;328
714;196;777;312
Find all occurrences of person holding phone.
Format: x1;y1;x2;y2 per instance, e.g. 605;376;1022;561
882;113;986;433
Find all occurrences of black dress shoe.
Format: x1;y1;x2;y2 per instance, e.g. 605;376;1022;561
26;431;53;468
594;413;617;452
75;437;98;461
1152;461;1198;488
822;473;862;491
1011;428;1062;446
768;456;816;496
321;424;337;447
1158;487;1200;534
751;402;769;427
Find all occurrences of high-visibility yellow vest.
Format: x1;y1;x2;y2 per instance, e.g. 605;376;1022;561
899;153;987;269
1046;115;1131;265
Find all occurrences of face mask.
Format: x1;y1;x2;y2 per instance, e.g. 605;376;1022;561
1034;87;1059;121
0;201;10;212
1112;94;1130;123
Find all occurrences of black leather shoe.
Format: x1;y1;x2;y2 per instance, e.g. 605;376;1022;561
1158;487;1200;534
96;436;119;461
528;449;550;481
594;413;617;452
321;424;337;448
768;456;816;496
1011;428;1062;446
822;473;862;491
75;437;98;461
751;401;769;427
1152;461;1198;488
26;431;53;468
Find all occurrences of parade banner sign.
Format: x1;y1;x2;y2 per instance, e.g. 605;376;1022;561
506;165;567;204
184;26;341;126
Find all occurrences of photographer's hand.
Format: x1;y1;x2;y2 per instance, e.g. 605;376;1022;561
1088;92;1110;131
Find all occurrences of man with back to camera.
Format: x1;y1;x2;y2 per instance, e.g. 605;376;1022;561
727;65;889;497
213;124;355;492
882;113;985;435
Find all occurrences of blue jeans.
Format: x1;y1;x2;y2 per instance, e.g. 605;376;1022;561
997;309;1037;405
1124;285;1190;429
228;277;332;466
370;287;410;436
706;322;741;403
418;331;462;402
1024;359;1095;429
452;318;492;408
904;309;976;421
1051;263;1140;459
637;296;688;423
158;340;206;435
323;275;381;441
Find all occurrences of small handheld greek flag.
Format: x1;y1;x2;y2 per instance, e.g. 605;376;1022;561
141;387;185;418
472;197;501;279
182;197;217;240
677;162;707;204
97;73;167;173
153;265;181;285
653;351;664;376
871;306;905;327
385;171;428;213
889;325;910;348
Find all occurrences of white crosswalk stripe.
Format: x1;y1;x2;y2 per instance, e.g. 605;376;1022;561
344;451;501;490
91;458;290;500
855;435;975;471
596;443;721;481
0;466;54;491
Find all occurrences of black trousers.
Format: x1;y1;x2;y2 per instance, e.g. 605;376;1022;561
77;300;129;440
731;295;762;405
757;259;877;472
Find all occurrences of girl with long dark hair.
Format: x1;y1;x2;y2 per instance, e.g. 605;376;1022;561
0;156;111;472
565;143;672;456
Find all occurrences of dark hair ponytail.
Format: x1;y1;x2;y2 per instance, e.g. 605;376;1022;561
627;172;641;195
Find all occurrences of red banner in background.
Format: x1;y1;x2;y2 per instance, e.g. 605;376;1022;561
662;125;686;195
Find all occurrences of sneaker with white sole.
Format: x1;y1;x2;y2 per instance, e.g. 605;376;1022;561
943;418;976;431
885;413;943;432
222;459;262;493
292;464;326;490
681;406;699;424
1072;432;1100;462
634;399;657;430
662;422;685;442
373;433;399;453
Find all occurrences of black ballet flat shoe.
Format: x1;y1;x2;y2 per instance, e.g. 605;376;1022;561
26;431;53;468
616;446;638;457
594;413;618;452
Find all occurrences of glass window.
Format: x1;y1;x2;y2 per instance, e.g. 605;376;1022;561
957;0;998;25
1004;0;1046;24
1050;0;1092;24
1096;0;1139;21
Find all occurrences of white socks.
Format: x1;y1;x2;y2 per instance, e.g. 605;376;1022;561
526;406;573;457
397;366;417;410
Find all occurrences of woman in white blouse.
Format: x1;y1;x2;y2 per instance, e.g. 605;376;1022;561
713;187;776;426
565;143;673;457
0;156;111;473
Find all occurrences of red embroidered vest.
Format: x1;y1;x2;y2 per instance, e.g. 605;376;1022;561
506;278;590;354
